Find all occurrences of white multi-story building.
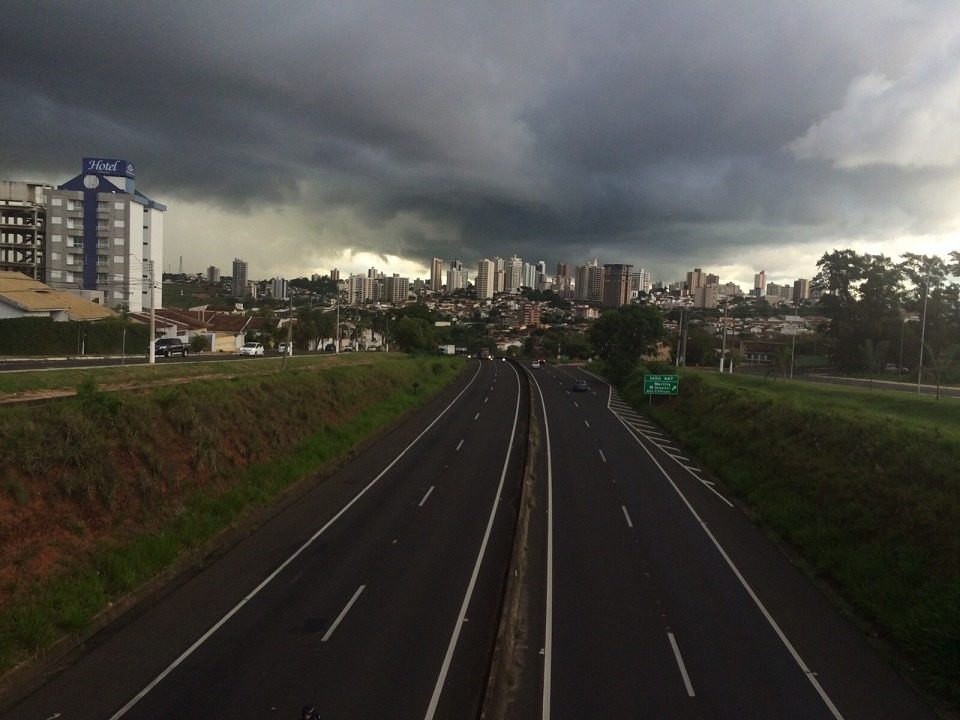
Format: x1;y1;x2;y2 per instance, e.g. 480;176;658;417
430;257;444;292
44;158;165;312
446;259;468;292
504;255;523;293
348;274;377;303
271;277;288;300
476;259;495;300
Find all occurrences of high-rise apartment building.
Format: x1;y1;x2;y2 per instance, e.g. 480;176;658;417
233;258;249;297
476;259;495;300
0;181;50;280
686;268;705;295
694;284;719;308
45;158;165;311
602;264;632;308
556;262;570;278
754;270;766;298
503;255;523;293
793;278;810;303
383;274;409;304
446;259;468;292
271;277;288;300
207;265;220;283
576;259;603;303
430;257;444;292
329;268;340;282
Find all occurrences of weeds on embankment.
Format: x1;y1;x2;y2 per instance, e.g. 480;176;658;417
0;354;462;674
621;368;960;706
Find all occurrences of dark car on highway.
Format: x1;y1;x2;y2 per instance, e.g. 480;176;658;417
572;378;589;392
152;338;189;357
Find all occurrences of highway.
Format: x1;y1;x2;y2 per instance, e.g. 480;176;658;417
521;363;936;720
1;359;940;719
3;359;527;720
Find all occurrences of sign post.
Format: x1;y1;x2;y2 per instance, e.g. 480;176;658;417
643;374;679;399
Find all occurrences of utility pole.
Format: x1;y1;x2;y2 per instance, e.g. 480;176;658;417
148;260;156;365
282;293;293;371
719;300;728;373
335;292;341;353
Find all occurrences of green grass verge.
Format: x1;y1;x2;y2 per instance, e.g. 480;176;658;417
0;355;463;672
620;368;960;706
0;352;383;395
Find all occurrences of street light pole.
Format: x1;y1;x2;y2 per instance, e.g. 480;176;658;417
917;267;930;394
899;316;918;381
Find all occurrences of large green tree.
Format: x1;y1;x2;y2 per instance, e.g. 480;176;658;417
588;304;664;382
393;316;435;353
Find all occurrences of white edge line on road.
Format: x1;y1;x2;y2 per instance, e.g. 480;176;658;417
667;632;695;697
424;362;522;720
526;371;555;720
321;585;365;642
418;486;435;507
621;505;634;528
599;449;607;463
455;439;464;452
109;361;485;720
611;411;845;719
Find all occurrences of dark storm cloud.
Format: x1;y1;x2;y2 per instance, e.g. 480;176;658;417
2;0;960;280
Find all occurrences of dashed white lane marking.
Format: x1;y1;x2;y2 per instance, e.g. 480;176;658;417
484;396;488;403
668;632;695;697
474;412;480;420
599;449;607;463
573;401;579;408
584;420;590;428
419;486;435;507
322;585;365;642
456;439;464;452
621;505;634;528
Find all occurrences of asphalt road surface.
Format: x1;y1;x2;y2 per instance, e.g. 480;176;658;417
1;360;941;719
519;363;936;720
3;358;527;720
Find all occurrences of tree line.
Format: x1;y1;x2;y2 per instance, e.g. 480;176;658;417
813;249;960;378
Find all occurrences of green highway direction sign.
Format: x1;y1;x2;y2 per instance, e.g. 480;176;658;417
643;374;679;396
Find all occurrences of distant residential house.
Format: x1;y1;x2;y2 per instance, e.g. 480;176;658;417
0;271;114;321
205;313;255;352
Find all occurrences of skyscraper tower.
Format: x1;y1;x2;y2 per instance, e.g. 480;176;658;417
233;258;249;297
430;257;444;292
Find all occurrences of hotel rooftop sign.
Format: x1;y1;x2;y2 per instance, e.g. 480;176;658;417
82;157;135;178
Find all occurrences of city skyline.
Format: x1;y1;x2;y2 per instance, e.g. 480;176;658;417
3;3;960;290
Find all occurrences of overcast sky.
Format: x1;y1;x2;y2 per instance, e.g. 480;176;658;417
3;0;960;288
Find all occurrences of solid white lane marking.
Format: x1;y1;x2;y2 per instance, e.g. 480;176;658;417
584;420;590;428
621;505;634;528
424;363;523;719
419;486;435;507
668;632;695;697
108;363;485;720
527;372;555;720
599;449;607;463
614;417;844;718
322;585;365;642
456;439;464;452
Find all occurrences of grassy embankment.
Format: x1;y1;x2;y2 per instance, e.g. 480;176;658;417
619;368;960;705
0;354;463;673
